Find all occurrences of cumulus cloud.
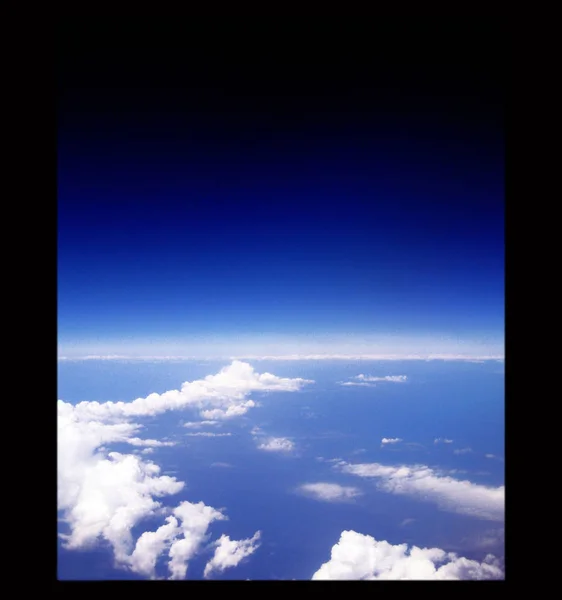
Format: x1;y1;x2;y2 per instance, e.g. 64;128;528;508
453;447;473;455
167;501;227;580
65;360;313;422
339;381;376;387
185;432;232;437
129;516;180;578
312;530;504;580
183;421;220;429
485;454;504;461
58;361;305;578
434;438;453;444
257;437;295;452
204;531;261;578
381;437;402;445
297;483;362;502
335;461;504;521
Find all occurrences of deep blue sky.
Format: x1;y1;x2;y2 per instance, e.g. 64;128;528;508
58;21;504;356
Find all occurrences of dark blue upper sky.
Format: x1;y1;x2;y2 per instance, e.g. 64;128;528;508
57;21;504;356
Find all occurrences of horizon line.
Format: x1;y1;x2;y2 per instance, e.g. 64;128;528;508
57;354;504;363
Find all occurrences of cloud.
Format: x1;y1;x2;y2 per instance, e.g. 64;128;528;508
183;421;220;429
311;530;504;580
257;437;295;452
434;438;453;444
58;361;305;578
129;516;180;578
485;454;504;461
65;360;313;422
453;447;473;455
167;501;227;580
203;531;261;578
335;461;504;521
141;448;155;455
185;432;232;437
355;374;407;382
210;462;232;468
297;483;362;502
381;438;402;445
340;374;407;387
126;438;176;447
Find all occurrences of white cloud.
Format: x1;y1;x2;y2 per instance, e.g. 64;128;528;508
203;531;261;578
183;420;220;428
58;361;307;578
335;461;504;521
257;437;295;452
66;360;313;422
381;438;402;445
434;438;454;444
129;516;179;578
355;374;407;382
210;462;232;468
297;483;362;502
312;530;504;580
185;432;232;437
339;381;375;387
141;448;155;455
454;447;473;455
57;403;185;563
485;454;504;461
167;501;227;580
126;438;176;447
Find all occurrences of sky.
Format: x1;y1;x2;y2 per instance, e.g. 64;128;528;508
58;21;504;361
57;20;504;582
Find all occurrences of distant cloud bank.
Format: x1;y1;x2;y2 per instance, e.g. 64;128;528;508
59;354;504;362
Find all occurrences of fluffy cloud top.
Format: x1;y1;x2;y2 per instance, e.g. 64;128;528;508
257;437;295;452
204;531;261;578
298;483;362;502
335;461;504;521
381;437;402;445
312;530;504;580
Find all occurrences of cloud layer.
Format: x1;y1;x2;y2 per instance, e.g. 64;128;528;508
312;530;504;580
57;361;308;578
334;461;504;521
